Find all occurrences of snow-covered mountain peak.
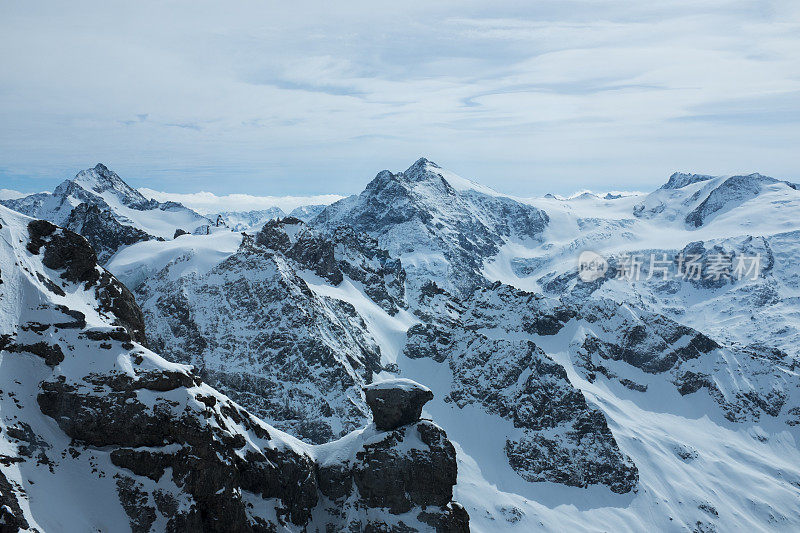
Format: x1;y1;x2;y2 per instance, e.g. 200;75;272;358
68;163;150;209
402;157;443;182
314;159;548;296
1;165;210;261
406;157;503;197
661;171;717;190
363;160;455;199
364;158;502;200
681;172;798;228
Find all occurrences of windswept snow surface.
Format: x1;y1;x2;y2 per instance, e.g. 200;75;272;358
106;230;243;289
0;189;30;201
298;271;418;365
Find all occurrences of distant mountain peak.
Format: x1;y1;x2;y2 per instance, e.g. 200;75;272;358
71;163;146;203
661;171;716;190
1;164;210;259
406;157;439;172
401;157;446;185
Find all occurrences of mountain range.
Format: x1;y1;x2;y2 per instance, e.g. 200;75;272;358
3;159;800;531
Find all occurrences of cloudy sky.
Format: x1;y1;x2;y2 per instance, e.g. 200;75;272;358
1;0;799;197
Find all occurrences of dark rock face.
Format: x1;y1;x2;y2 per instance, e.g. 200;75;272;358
94;269;148;346
27;220;147;345
115;476;157;533
27;219;99;285
0;470;29;532
317;420;468;532
136;222;405;443
35;366;326;530
418;503;471;533
65;202;151;262
140;245;380;443
578;300;719;374
364;380;434;430
0;338;64;367
255;218;405;314
353;422;457;513
670;239;775;291
406;282;639;493
660;172;716;190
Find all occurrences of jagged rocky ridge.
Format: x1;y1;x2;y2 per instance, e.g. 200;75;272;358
212;208;286;232
133;217;405;443
405;281;638;492
212;205;329;231
0;205;468;532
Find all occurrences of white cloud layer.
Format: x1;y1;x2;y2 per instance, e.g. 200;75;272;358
0;189;29;201
1;1;799;195
139;188;343;215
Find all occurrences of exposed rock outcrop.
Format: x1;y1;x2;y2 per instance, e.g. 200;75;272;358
256;217;405;314
406;282;639;493
364;379;434;430
27;219;147;345
0;470;29;532
65;202;151;262
317;384;468;532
